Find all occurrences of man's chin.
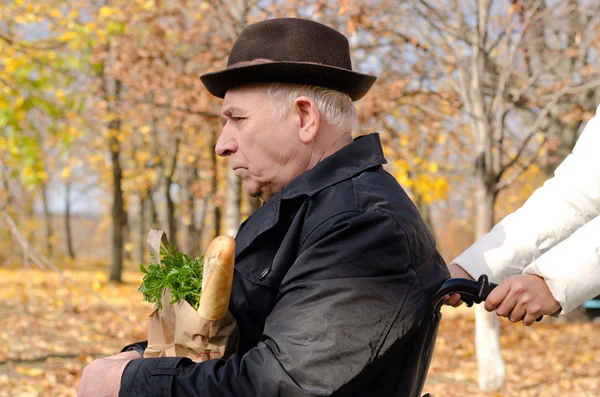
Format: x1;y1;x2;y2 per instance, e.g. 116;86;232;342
241;181;261;198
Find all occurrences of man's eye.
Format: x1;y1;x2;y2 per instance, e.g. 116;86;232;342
232;116;246;122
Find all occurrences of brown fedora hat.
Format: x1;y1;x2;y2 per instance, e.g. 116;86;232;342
200;18;376;101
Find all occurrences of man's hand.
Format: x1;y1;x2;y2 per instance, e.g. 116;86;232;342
443;264;474;307
77;350;141;397
484;274;561;326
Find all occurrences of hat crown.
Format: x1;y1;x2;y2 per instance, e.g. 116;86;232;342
227;18;352;70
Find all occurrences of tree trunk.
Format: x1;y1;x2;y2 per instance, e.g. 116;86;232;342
214;200;222;238
104;37;126;283
165;137;180;245
147;189;157;229
65;178;75;260
166;185;177;244
41;182;53;257
195;195;208;253
225;163;241;237
468;1;505;390
123;216;132;261
211;131;221;237
181;164;206;257
415;196;434;238
109;127;125;282
474;156;505;392
138;193;146;263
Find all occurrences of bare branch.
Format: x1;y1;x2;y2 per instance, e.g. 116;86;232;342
495;136;546;192
496;82;572;182
135;100;220;118
490;0;543;118
417;0;466;43
0;32;67;51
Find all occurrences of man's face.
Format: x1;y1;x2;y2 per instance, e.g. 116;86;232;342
216;85;307;201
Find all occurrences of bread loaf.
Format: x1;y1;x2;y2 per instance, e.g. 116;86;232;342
198;236;236;320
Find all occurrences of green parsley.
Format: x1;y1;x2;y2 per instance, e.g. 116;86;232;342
138;244;204;310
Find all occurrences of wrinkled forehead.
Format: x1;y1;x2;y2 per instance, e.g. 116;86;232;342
222;84;271;113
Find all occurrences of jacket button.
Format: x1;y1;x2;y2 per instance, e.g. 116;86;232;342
259;268;270;280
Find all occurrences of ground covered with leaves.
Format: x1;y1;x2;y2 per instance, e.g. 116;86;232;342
0;266;598;397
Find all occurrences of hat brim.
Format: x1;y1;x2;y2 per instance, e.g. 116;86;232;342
200;62;376;101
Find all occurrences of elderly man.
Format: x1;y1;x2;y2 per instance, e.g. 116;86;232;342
78;18;449;397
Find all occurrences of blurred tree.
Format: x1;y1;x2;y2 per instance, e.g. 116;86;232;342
0;0;97;262
368;0;600;390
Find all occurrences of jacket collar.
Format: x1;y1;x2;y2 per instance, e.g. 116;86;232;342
235;133;386;257
281;132;387;199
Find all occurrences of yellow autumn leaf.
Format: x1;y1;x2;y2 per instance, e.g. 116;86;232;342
16;366;44;377
142;0;156;11
14;14;27;24
36;170;48;181
61;167;72;179
428;162;439;173
14;96;24;108
85;22;98;31
397;174;411;187
136;152;150;165
99;5;117;19
3;58;20;74
49;8;62;18
14;109;25;121
59;31;78;42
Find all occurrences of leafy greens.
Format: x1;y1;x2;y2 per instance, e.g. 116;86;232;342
138;244;204;310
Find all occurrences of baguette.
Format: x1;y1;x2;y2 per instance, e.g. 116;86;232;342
198;236;236;320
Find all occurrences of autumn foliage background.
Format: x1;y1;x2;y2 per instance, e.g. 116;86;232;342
1;0;599;396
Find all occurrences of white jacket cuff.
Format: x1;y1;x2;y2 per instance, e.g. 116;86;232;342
523;215;600;316
450;223;536;284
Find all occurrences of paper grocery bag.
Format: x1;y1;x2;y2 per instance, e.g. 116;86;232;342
143;229;239;362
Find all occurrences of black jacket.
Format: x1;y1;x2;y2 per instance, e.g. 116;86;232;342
119;133;449;397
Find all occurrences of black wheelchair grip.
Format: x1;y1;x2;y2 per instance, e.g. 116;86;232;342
434;275;543;322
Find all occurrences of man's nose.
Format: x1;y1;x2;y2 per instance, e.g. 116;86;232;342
215;128;237;157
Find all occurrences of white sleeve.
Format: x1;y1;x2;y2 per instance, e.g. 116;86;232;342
523;214;600;316
451;105;600;284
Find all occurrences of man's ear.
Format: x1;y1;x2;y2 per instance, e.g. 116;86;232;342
294;96;320;144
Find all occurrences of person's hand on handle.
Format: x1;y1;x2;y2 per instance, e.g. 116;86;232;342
77;350;141;397
443;263;474;307
484;274;561;326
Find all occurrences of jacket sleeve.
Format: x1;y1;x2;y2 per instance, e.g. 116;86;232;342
522;214;600;315
451;105;600;285
119;210;426;397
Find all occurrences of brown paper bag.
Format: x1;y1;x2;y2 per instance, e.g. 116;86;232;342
143;229;239;362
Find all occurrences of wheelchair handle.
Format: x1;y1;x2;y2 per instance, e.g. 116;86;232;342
432;275;542;322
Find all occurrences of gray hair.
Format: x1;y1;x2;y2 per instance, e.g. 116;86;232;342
266;83;358;132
